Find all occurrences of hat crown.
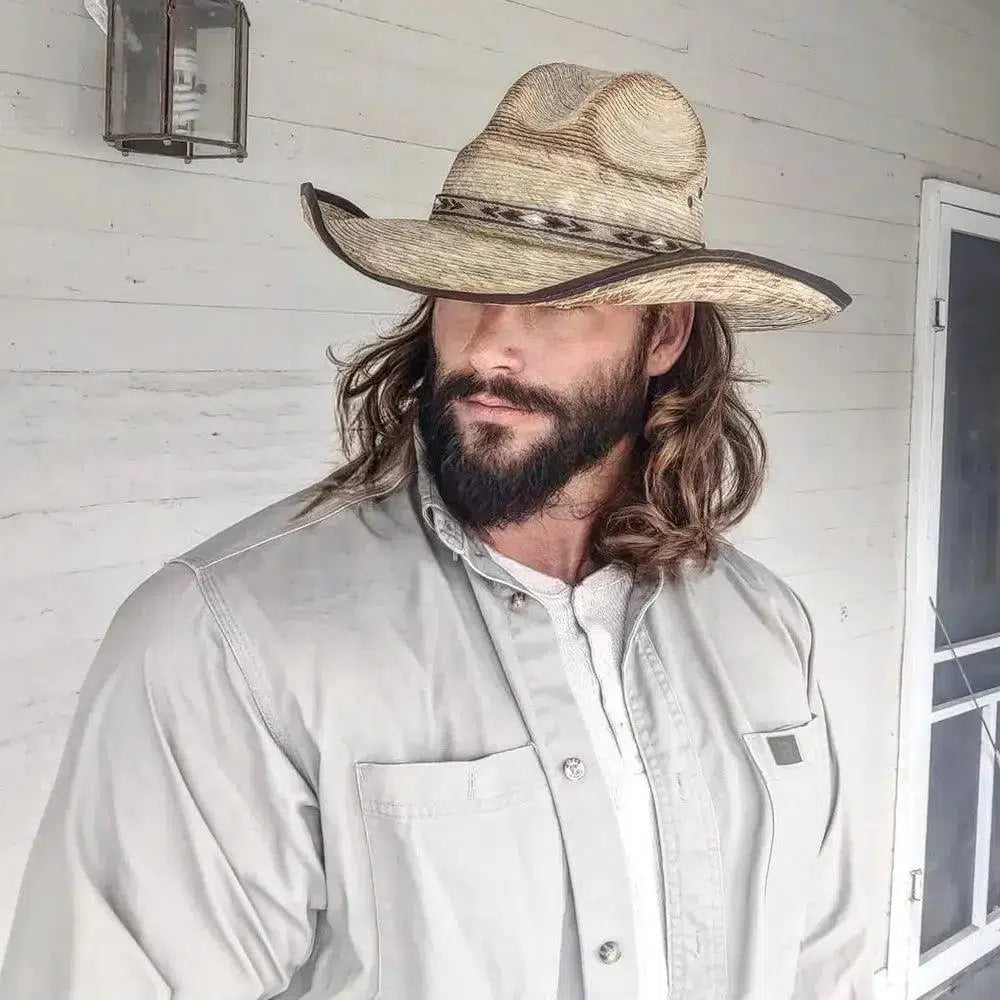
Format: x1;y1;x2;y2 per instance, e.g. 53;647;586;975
439;62;708;246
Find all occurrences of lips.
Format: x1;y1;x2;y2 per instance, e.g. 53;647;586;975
465;393;523;411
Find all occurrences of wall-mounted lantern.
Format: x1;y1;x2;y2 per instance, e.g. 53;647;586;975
103;0;250;163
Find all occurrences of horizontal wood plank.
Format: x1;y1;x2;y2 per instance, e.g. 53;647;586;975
0;298;398;371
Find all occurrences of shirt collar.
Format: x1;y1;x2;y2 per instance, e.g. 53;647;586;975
415;432;475;559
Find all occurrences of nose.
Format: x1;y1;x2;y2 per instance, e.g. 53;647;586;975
463;304;528;377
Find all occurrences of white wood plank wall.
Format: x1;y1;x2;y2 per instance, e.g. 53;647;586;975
3;0;1000;975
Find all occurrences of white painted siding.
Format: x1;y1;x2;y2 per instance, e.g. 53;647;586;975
3;0;1000;985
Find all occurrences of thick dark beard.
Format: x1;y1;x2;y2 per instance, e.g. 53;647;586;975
416;338;650;531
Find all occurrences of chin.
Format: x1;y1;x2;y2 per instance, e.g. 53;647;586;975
462;419;539;457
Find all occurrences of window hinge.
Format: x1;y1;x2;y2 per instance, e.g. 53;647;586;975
932;297;947;332
910;868;924;902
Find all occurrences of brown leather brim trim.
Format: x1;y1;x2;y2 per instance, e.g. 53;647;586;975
300;183;852;311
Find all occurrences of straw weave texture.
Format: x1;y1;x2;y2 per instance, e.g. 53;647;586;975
301;62;850;331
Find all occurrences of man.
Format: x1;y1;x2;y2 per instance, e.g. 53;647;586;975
0;63;869;999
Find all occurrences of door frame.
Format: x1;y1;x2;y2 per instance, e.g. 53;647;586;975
885;180;1000;1000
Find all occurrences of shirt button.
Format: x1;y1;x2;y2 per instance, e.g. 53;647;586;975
508;591;527;611
562;757;587;781
598;940;622;964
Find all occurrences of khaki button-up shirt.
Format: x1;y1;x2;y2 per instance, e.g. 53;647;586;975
0;459;872;1000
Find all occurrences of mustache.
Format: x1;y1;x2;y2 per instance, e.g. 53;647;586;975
436;372;569;418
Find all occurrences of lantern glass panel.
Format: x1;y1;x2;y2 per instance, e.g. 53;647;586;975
169;0;239;150
109;0;167;138
236;7;249;149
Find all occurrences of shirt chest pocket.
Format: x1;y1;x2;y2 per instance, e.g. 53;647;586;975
741;715;828;994
355;744;566;1000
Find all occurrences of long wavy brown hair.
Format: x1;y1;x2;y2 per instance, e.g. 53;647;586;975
296;297;766;578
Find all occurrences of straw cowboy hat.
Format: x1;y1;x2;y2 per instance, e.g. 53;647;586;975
300;62;850;330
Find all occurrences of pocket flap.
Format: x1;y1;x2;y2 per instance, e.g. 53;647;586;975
356;743;546;815
742;714;823;777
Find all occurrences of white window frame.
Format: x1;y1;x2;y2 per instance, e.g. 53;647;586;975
883;180;1000;1000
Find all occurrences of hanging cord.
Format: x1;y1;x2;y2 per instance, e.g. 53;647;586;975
930;596;1000;766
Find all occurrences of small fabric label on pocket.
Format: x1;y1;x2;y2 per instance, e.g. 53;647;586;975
767;734;802;765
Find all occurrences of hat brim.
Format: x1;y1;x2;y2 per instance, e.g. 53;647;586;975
301;184;850;331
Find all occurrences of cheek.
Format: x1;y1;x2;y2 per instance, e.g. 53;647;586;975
430;304;462;361
531;339;623;391
528;329;593;373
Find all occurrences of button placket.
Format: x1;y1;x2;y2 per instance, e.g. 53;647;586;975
461;567;640;998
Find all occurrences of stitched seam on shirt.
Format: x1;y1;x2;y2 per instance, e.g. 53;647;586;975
354;767;385;1000
624;651;680;992
637;626;729;998
172;559;307;779
624;680;676;992
139;658;290;985
361;787;540;819
741;735;776;989
186;475;409;571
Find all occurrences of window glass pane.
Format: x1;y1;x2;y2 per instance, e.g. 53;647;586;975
989;739;1000;918
921;711;982;953
935;231;1000;647
934;646;1000;706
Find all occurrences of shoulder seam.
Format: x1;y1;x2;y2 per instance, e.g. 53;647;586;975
169;559;308;779
186;475;410;572
713;539;772;594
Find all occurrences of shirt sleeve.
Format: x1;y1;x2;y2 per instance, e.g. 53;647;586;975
0;561;326;1000
790;604;874;1000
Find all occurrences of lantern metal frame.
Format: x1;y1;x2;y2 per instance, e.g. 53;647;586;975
103;0;250;163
